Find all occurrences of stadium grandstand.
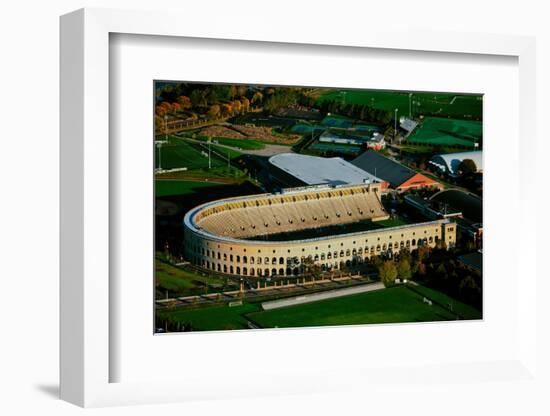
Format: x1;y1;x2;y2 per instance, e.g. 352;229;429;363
268;153;388;189
183;183;456;277
429;151;483;177
351;150;441;192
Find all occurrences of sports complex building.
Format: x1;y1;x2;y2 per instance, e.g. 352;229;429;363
352;150;441;192
183;182;456;278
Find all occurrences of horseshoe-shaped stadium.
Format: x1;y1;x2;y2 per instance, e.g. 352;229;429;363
183;182;456;278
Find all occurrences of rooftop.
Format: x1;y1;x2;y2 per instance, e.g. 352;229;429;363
351;150;417;188
269;153;383;186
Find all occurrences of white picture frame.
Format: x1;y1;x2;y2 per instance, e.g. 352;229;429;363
60;7;540;409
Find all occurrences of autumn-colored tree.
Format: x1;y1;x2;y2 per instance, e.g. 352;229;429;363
207;104;221;119
221;103;233;117
251;91;263;104
240;96;250;112
177;95;192;109
155;115;165;132
232;100;242;114
155;105;167;117
171;102;182;113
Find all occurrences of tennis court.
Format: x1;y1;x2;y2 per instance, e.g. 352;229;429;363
308;141;362;154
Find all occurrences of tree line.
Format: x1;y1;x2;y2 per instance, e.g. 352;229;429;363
375;243;482;311
317;99;393;125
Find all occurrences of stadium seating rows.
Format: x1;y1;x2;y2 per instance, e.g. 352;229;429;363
195;185;388;238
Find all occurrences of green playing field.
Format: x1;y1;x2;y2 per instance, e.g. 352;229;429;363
317;90;482;120
407;117;482;147
155;139;227;170
157;284;481;332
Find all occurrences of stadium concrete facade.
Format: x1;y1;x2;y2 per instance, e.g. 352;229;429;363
183;183;456;277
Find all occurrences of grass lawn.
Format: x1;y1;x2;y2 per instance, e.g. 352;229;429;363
407;117;482;148
157;302;261;331
206;136;265;150
155;256;235;298
317;90;482;120
156;139;227;170
155;180;218;197
246;285;470;329
210;144;243;159
406;284;481;320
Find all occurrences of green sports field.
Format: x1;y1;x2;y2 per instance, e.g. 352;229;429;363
317;90;482;120
157;284;481;331
407;117;482;147
156;139;228;170
247;285;476;328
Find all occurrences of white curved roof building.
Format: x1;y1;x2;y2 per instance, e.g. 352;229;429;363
269;153;383;186
429;151;483;176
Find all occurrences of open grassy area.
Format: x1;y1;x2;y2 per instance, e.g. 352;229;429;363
156;139;227;170
317;90;482;120
198;136;265;150
155;256;237;298
156;284;479;332
157;302;261;331
406;284;481;320
155;180;219;197
246;285;471;329
407;117;482;148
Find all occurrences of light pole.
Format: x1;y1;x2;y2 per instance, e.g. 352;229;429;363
156;142;162;170
394;108;398;142
409;93;412;118
208;137;211;169
164;114;168;142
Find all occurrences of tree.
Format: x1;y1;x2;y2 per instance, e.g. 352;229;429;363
240;96;250;112
302;256;321;279
397;258;412;280
251;91;263;104
378;261;398;287
207;104;221;119
221;103;233;117
457;159;477;176
177;95;192;110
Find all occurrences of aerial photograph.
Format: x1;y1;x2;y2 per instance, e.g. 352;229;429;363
154;82;483;333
